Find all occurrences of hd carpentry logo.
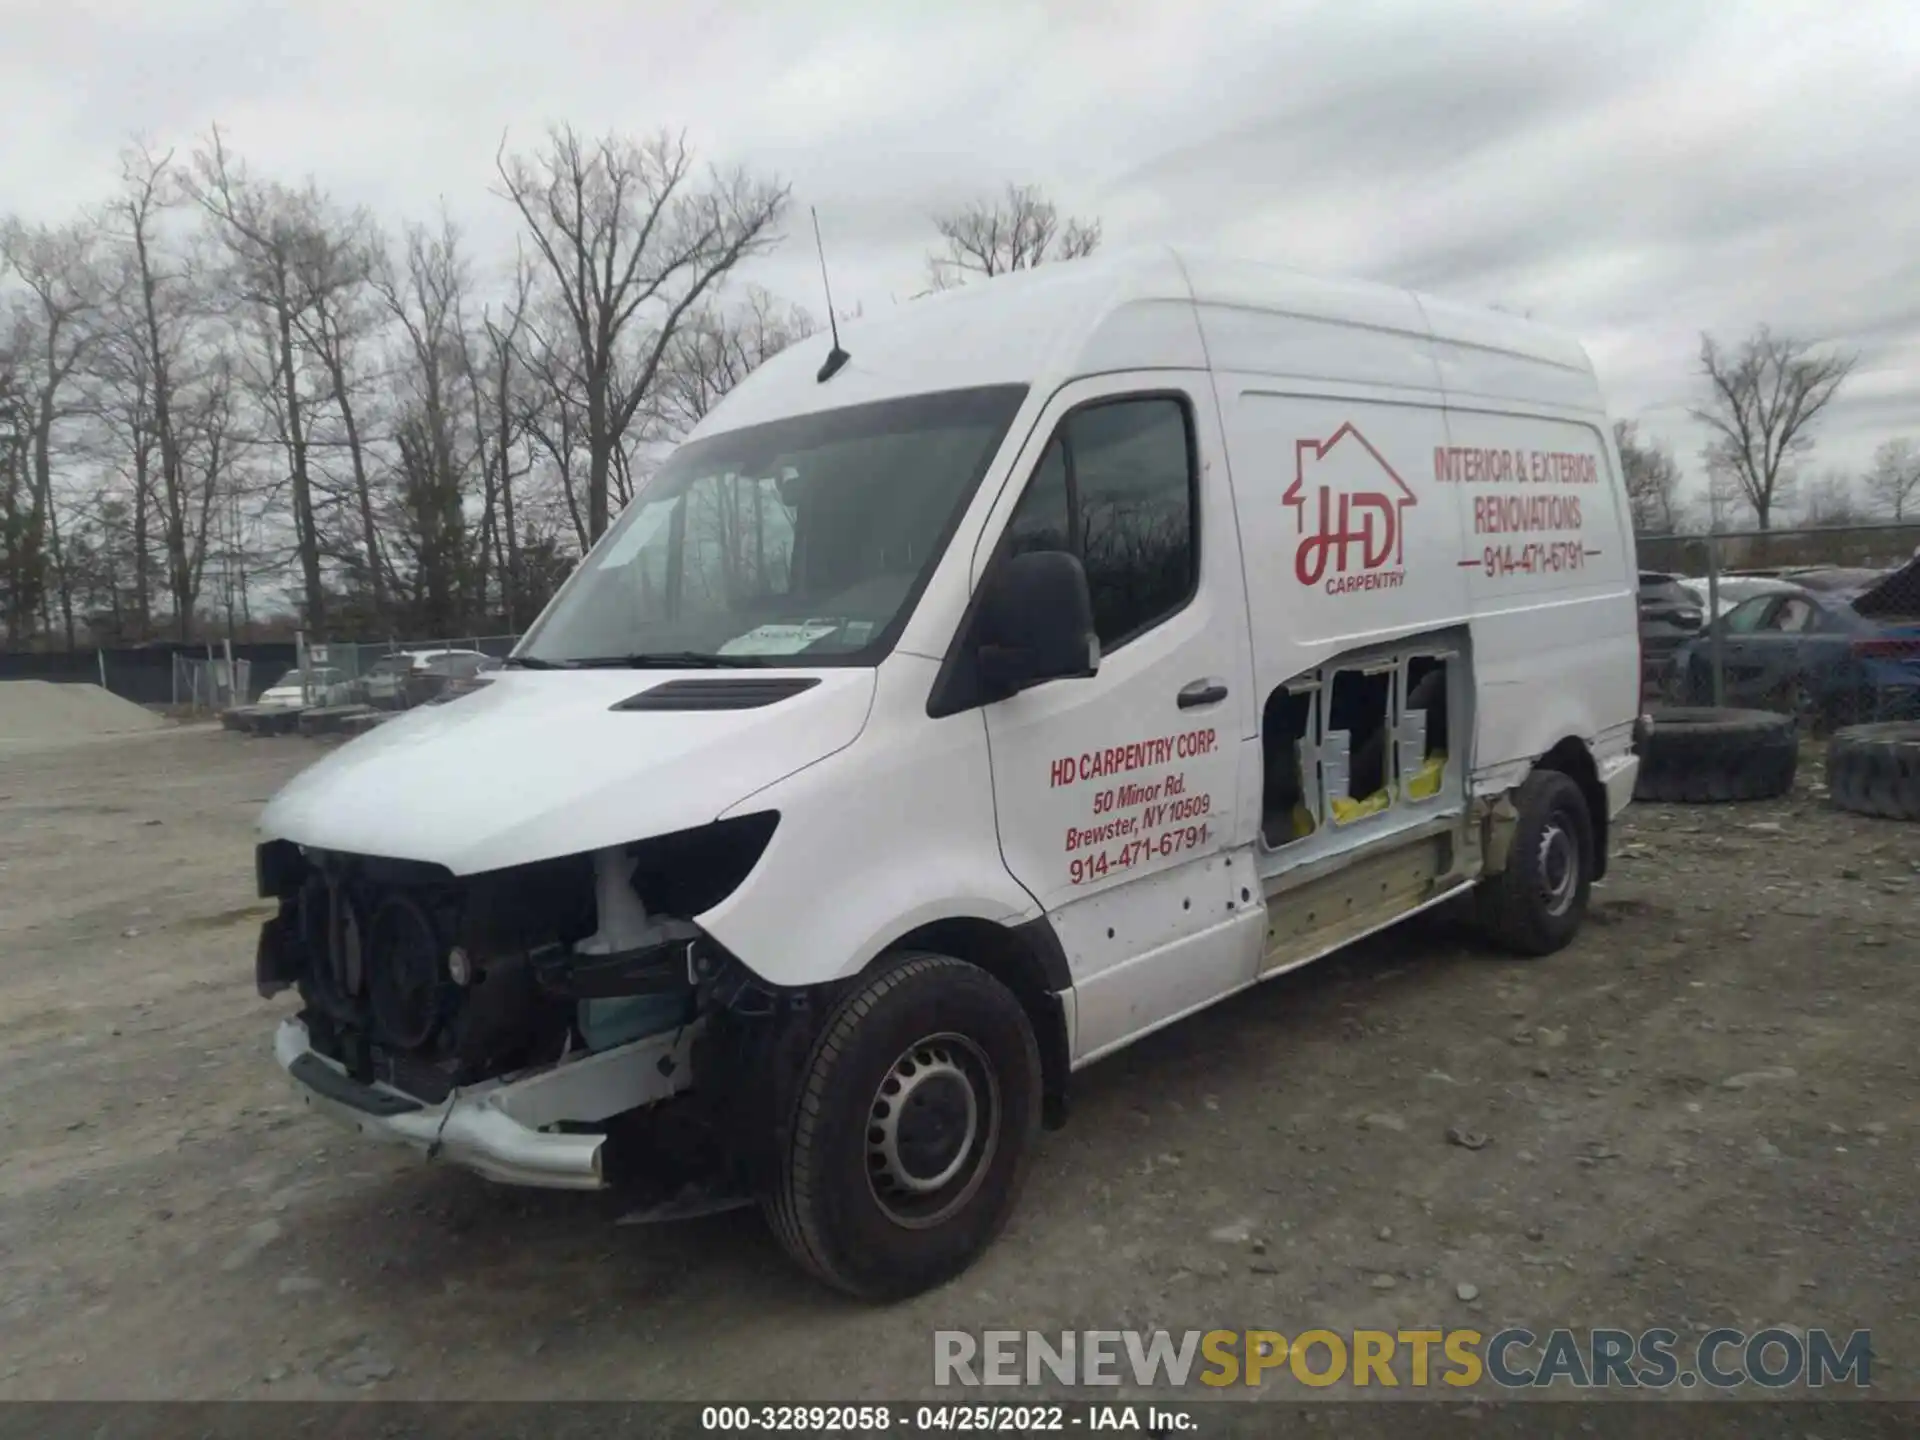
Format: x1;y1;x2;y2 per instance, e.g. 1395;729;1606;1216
1281;423;1417;594
933;1327;1872;1392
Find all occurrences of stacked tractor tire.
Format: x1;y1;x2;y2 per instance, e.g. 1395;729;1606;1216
1826;723;1920;821
1633;706;1920;822
1633;708;1799;803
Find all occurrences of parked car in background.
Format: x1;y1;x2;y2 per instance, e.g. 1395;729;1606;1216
1774;566;1889;596
1675;574;1801;620
257;666;354;709
357;654;415;709
1672;576;1920;727
429;655;503;705
1638;571;1705;699
400;649;493;708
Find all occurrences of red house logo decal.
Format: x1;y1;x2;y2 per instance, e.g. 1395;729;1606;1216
1281;424;1418;593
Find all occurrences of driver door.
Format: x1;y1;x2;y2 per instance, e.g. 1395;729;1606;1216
971;376;1259;1061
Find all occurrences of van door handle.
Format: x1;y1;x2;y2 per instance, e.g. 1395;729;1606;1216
1177;679;1229;709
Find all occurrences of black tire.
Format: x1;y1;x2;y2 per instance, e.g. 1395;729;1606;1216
1633;706;1798;803
762;953;1042;1300
1827;722;1920;822
1475;769;1595;957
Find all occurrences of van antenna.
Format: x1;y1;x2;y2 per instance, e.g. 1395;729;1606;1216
811;206;851;383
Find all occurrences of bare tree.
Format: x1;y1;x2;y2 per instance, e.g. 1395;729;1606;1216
99;142;244;639
1692;327;1856;532
496;126;788;541
167;345;239;632
88;311;159;634
1;218;112;646
0;308;40;641
518;285;592;551
653;285;816;440
1612;420;1681;536
103;143;184;634
186;126;345;627
1798;468;1863;528
375;215;478;634
1863;438;1920;521
288;208;386;626
926;182;1102;292
0;121;840;649
469;250;536;628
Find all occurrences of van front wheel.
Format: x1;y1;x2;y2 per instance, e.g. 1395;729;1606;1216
763;954;1042;1300
1475;769;1594;956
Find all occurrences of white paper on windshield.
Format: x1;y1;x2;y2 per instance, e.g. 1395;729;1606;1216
716;620;841;656
593;501;675;570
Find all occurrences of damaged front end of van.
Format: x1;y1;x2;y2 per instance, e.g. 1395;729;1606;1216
247;650;890;1209
254;808;812;1201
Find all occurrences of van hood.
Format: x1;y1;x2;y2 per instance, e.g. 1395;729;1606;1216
257;668;876;874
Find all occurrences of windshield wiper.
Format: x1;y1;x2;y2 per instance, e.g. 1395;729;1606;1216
562;651;766;669
501;654;565;669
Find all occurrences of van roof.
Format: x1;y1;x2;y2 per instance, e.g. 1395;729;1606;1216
692;245;1603;439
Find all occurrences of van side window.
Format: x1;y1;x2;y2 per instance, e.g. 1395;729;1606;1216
1002;397;1197;649
1004;439;1071;557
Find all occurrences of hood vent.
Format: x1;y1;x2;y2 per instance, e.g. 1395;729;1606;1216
612;676;823;712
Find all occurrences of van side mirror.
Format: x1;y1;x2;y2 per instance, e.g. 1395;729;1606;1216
974;550;1101;700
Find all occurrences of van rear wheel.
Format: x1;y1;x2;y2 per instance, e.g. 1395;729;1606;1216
1475;769;1594;956
763;953;1042;1300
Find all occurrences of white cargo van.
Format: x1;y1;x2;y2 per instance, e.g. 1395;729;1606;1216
253;247;1642;1298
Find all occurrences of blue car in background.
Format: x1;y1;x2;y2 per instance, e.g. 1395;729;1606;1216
1673;558;1920;727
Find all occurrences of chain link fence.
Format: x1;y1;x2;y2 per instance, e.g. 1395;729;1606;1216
1637;523;1920;733
171;654;251;715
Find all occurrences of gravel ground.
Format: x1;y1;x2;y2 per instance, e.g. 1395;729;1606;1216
0;724;1915;1404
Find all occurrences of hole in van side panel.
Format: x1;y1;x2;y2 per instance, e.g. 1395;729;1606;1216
1254;629;1475;887
1401;656;1450;801
1327;668;1394;823
1260;678;1320;848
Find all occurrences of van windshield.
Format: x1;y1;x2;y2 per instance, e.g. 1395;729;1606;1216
516;385;1028;667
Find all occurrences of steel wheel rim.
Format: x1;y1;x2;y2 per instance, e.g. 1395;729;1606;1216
1537;816;1579;918
865;1032;1000;1230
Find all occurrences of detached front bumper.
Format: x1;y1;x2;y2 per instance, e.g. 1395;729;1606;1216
275;1017;697;1191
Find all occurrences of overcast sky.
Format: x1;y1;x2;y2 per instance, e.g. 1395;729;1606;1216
6;0;1918;509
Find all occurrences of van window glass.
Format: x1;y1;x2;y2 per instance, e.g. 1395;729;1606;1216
1004;438;1071;556
1002;397;1196;649
516;386;1028;666
1072;400;1195;646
